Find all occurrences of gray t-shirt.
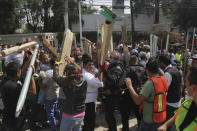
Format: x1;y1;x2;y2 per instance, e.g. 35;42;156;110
42;69;59;100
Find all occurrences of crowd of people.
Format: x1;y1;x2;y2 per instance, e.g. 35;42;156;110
0;41;197;131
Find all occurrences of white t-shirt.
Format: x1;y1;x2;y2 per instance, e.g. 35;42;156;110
82;69;103;103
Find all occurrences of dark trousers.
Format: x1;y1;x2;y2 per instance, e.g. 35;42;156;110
119;96;141;131
166;105;178;120
83;102;96;131
166;105;178;131
25;100;42;131
139;120;162;131
104;96;120;131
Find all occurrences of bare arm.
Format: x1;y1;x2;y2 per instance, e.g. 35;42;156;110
38;77;46;89
65;56;82;71
28;76;36;96
157;115;175;131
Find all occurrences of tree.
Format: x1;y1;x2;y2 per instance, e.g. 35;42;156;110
0;0;24;34
23;0;44;32
173;0;197;30
51;0;97;32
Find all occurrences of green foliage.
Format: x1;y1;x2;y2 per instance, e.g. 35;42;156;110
173;0;197;30
162;0;197;30
0;0;97;34
0;0;25;34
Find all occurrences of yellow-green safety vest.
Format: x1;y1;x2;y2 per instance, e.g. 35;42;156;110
175;100;197;131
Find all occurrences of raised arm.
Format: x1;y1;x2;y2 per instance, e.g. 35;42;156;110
53;65;65;88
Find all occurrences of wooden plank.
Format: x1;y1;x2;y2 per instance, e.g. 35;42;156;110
97;25;104;65
1;41;37;56
39;36;60;58
82;37;92;56
100;22;114;66
109;36;113;53
121;25;129;66
58;29;74;76
121;25;127;44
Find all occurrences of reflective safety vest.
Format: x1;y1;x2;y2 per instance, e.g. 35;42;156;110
175;100;197;131
151;76;168;123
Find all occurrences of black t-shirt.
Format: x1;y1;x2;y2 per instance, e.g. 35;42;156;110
1;80;22;125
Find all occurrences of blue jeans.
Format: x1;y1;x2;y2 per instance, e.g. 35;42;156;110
60;116;83;131
139;120;162;131
45;99;61;131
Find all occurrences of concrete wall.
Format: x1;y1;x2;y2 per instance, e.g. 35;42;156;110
72;11;171;32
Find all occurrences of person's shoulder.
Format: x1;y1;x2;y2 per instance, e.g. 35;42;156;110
1;80;19;91
142;80;154;91
182;100;192;108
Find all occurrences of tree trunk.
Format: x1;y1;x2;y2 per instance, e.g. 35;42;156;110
130;0;135;44
43;0;49;32
154;0;159;24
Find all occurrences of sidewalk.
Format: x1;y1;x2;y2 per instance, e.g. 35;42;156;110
94;109;138;131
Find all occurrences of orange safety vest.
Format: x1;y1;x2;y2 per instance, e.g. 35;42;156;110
139;76;168;123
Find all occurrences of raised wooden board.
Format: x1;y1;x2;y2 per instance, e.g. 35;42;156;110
100;22;114;66
97;24;104;65
1;41;37;56
82;37;92;57
122;25;129;66
39;36;60;58
58;29;74;76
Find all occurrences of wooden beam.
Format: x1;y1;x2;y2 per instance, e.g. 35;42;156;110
97;24;104;66
121;25;129;66
39;36;60;58
1;41;37;57
121;25;127;44
100;22;114;66
58;29;74;76
82;37;93;56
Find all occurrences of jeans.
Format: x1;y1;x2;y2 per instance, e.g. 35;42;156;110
139;120;162;131
60;116;83;131
45;99;61;131
82;102;96;131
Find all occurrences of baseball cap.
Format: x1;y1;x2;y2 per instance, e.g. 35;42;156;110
192;54;197;59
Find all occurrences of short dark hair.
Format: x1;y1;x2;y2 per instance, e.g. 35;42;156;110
188;67;197;86
82;53;93;65
65;63;78;76
146;57;159;74
6;62;21;77
159;53;171;65
130;55;138;65
50;58;56;66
